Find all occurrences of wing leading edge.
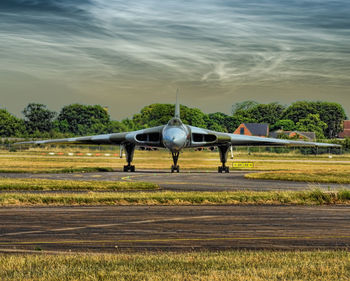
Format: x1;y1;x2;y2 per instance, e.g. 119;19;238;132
228;133;339;147
187;126;340;148
16;132;128;145
16;126;165;147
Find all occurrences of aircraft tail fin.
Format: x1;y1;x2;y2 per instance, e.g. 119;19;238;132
175;89;180;118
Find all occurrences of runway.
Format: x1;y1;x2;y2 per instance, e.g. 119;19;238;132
0;205;350;253
1;170;349;191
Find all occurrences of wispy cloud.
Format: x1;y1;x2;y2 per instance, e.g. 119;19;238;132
0;0;349;117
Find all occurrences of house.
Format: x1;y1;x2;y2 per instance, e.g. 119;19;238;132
269;130;316;141
233;123;269;137
338;120;350;138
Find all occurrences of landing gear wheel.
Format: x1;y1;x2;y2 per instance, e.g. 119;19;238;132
171;165;180;173
123;165;135;172
218;166;229;173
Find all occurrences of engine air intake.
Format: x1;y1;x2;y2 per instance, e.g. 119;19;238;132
192;133;217;143
136;133;161;142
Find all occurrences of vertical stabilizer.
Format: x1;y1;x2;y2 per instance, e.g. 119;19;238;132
175;89;180;118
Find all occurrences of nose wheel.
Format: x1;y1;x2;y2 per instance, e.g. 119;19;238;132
123;165;135;172
171;152;180;173
171;165;180;173
218;165;229;173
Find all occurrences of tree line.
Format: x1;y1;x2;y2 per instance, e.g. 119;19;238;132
0;101;347;140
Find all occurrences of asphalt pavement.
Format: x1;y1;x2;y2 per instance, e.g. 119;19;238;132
0;205;349;253
0;170;349;191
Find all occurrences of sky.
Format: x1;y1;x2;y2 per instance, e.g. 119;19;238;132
1;0;349;120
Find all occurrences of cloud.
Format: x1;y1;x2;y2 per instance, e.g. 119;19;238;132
0;0;349;118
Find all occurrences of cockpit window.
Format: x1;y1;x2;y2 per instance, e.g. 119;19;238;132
167;118;182;126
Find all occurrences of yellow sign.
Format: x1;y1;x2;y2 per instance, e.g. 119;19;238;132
232;162;254;168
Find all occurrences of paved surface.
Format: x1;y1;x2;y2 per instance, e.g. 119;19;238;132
1;170;349;191
0;205;349;253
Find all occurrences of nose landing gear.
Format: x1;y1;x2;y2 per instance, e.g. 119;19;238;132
218;165;229;173
171;151;180;173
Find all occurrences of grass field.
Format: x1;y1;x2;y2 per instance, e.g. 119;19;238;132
0;149;349;175
0;189;349;206
246;171;350;184
0;251;349;280
0;178;159;191
0;150;349;205
1;150;349;280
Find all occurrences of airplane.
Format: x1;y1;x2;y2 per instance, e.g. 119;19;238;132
17;96;340;173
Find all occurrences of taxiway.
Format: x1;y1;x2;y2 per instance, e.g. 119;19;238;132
0;170;349;191
0;205;349;253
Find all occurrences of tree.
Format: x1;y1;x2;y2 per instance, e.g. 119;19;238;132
0;109;25;137
132;104;208;129
132;104;174;128
313;102;346;138
22;103;56;134
231;102;285;128
57;104;110;135
223;115;240;133
206;113;227;132
247;103;285;125
232;109;257;125
106;120;129;133
295;113;327;139
282;101;317;123
231;101;258;115
181;106;207;128
282;101;346;138
272;119;296;131
206;112;240;133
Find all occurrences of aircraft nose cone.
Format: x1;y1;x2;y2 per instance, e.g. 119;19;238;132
163;128;187;151
173;136;185;147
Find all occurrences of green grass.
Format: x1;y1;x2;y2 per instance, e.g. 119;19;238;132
0;167;114;174
0;251;349;280
246;171;350;184
1;189;350;206
0;178;159;191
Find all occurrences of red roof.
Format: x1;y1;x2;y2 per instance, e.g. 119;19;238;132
339;130;350;138
344;120;350;130
338;120;350;138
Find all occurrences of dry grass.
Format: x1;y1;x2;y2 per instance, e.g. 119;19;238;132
246;170;350;184
0;150;349;173
0;189;349;206
0;251;349;280
0;178;159;191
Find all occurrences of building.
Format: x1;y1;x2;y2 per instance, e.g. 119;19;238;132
338;120;350;138
269;130;316;141
233;123;269;137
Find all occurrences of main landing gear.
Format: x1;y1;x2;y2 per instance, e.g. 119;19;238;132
171;151;180;173
218;145;230;173
123;143;136;172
